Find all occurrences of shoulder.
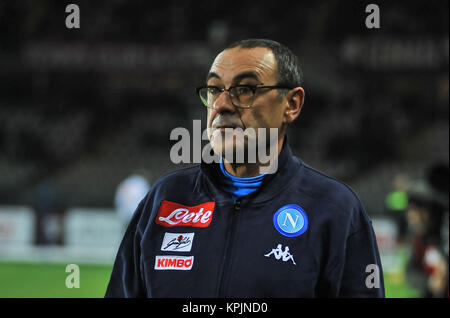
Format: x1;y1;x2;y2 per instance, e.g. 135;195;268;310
151;164;201;195
298;161;361;208
133;165;202;226
294;159;371;231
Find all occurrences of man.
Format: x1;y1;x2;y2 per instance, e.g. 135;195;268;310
105;39;385;297
114;173;151;230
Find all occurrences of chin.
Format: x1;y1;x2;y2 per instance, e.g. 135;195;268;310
209;131;248;163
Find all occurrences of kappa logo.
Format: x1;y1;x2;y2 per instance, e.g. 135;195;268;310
161;232;194;252
156;200;215;228
273;204;308;237
154;255;194;270
264;244;297;265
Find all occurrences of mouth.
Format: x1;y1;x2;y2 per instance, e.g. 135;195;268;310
213;125;237;131
210;115;243;133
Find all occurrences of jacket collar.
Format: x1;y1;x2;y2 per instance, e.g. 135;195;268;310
200;136;302;204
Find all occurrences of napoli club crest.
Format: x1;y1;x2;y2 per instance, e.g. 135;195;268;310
273;204;308;237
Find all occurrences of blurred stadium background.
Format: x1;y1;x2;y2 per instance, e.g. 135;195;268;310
0;0;448;297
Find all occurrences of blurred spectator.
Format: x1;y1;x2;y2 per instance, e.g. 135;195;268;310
385;173;411;242
404;163;449;297
35;179;54;245
114;173;150;229
34;179;65;245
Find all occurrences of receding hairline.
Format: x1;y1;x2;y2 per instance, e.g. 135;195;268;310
222;39;303;88
219;45;277;62
207;46;279;83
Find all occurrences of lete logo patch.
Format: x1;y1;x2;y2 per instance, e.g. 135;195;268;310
155;200;215;228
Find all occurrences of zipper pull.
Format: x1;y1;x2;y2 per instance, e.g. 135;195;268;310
234;200;241;211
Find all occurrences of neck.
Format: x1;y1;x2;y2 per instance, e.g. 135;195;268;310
223;136;284;178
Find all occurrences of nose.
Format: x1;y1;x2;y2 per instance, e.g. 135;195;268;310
212;90;235;113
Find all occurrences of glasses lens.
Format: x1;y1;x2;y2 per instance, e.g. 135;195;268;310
198;86;254;108
198;88;209;107
199;87;220;108
230;86;254;108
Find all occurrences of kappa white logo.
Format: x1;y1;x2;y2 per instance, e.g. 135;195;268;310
161;232;194;252
264;244;297;265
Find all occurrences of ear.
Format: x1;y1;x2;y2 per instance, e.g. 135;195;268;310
283;87;305;124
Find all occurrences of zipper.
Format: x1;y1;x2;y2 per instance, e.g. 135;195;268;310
216;199;241;297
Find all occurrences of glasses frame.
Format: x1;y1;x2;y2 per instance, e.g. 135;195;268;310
196;84;294;109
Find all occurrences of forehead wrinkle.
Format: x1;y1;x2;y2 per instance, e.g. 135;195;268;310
208;48;277;85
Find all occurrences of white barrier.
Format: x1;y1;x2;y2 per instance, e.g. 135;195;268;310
0;206;126;264
64;207;124;249
371;217;404;274
0;206;35;247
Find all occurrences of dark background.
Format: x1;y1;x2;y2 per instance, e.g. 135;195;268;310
0;0;448;217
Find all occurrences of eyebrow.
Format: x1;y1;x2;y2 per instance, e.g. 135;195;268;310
206;71;260;84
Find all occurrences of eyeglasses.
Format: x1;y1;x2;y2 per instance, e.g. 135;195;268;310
196;84;293;109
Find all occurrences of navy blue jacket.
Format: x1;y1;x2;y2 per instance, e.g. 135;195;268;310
105;141;385;297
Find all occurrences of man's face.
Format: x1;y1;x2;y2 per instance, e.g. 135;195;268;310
206;47;286;161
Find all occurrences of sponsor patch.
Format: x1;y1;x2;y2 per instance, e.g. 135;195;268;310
161;232;194;252
273;204;308;237
156;200;215;228
154;255;194;270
